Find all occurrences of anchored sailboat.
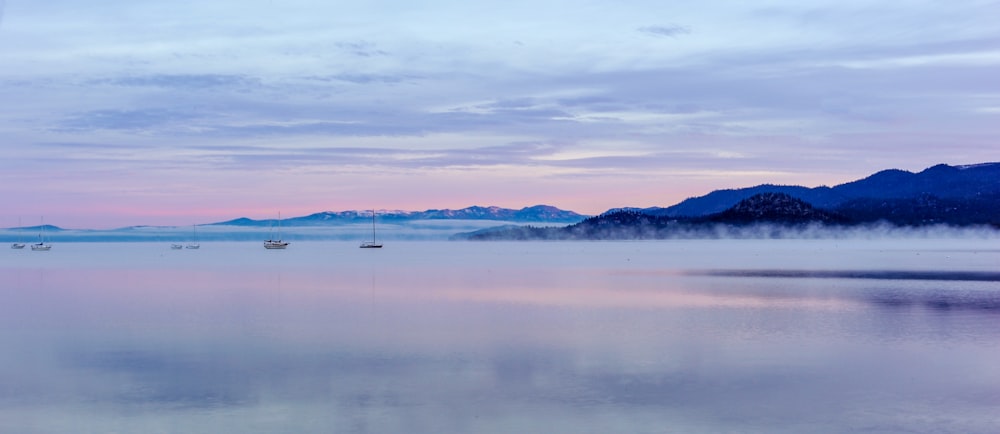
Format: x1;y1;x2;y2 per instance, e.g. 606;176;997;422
264;212;289;249
31;217;51;251
10;217;25;249
185;224;200;249
359;209;383;248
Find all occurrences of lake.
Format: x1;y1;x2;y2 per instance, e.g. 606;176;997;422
2;239;999;433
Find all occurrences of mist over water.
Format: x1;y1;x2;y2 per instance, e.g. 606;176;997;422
2;239;999;433
0;219;556;242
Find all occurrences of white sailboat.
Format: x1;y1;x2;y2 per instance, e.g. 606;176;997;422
185;224;200;249
264;212;289;249
10;217;25;249
31;217;51;251
359;209;383;249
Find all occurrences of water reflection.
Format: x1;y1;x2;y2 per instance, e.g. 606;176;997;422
699;269;1000;282
697;269;1000;314
1;241;999;433
867;290;1000;313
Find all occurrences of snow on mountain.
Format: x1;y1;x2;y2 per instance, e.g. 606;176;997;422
210;205;589;227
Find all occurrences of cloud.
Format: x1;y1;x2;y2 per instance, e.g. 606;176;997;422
335;40;388;57
54;108;205;132
209;121;428;138
179;141;570;171
4;1;1000;226
93;74;261;90
637;24;692;38
303;73;417;84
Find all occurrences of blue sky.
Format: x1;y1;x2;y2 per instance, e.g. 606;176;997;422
1;0;998;228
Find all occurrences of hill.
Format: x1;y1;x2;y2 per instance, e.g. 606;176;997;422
833;193;1000;226
701;192;850;225
465;193;855;240
465;177;1000;240
649;163;1000;218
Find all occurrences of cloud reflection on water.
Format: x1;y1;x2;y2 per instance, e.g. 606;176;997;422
2;240;999;433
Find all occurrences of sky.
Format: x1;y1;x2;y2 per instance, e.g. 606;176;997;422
1;0;998;229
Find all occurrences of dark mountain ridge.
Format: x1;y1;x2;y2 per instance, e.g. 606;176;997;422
465;193;857;240
833;192;1000;226
703;192;850;225
650;163;1000;217
466;171;1000;240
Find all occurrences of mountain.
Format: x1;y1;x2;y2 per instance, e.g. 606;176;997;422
648;185;841;217
211;205;588;226
414;205;584;221
701;192;850;225
833;193;1000;226
465;193;852;240
650;163;1000;217
466;162;1000;240
15;224;64;232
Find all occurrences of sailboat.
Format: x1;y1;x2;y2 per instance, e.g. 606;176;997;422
264;212;289;249
359;209;383;248
31;217;51;251
10;217;25;249
185;224;200;249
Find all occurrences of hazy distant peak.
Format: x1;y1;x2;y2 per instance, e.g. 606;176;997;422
208;205;588;226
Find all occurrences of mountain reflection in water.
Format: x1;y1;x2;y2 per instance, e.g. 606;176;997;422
1;240;998;433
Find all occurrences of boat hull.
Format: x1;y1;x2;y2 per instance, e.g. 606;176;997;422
264;241;289;249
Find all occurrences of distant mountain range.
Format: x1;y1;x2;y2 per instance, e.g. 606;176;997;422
464;163;1000;240
645;163;1000;217
5;163;998;242
211;205;589;227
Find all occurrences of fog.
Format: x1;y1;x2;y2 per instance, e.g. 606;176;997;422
465;221;1000;241
4;218;999;244
0;220;552;243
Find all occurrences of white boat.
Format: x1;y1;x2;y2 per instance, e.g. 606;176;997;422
185;224;200;249
264;239;289;249
359;209;383;249
31;217;51;251
11;217;25;249
264;212;289;249
170;244;183;250
31;243;51;251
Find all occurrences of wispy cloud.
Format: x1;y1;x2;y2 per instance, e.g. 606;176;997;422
2;1;999;226
92;74;261;90
303;73;419;84
54;108;206;133
335;40;388;57
637;24;692;38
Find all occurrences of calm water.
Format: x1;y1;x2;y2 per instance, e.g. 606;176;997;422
2;240;999;433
